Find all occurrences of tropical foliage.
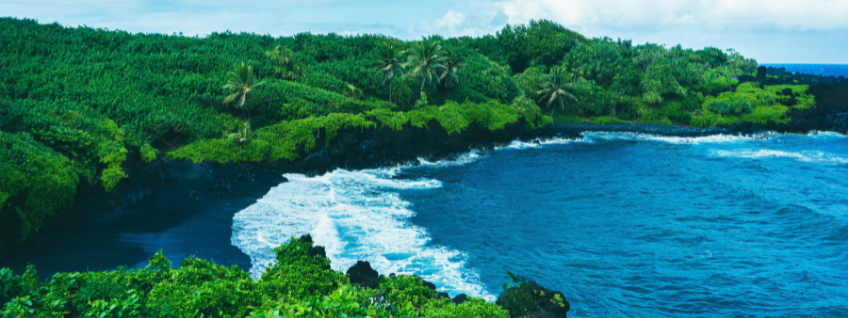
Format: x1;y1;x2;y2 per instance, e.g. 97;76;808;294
372;42;406;106
406;37;445;92
0;16;814;241
0;238;511;317
536;67;578;116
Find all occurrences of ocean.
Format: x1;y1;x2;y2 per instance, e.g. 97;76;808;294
233;132;848;317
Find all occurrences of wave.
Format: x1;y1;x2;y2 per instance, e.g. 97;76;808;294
231;169;495;300
711;149;848;165
805;131;848;138
582;131;754;144
417;150;485;168
498;136;589;150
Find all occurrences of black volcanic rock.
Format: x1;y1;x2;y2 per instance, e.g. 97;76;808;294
308;245;327;259
347;261;380;289
452;293;469;305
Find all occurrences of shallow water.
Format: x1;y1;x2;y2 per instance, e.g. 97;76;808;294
234;132;848;317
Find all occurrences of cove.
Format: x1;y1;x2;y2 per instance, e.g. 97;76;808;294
231;132;848;317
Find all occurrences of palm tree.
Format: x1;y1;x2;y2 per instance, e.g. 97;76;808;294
223;63;265;124
265;46;302;80
372;42;405;106
343;83;363;100
537;67;578;116
406;37;444;92
439;48;465;90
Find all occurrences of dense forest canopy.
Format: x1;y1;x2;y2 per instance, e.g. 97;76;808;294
0;17;813;240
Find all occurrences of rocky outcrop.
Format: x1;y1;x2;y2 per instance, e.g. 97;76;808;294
335;251;570;317
346;261;380;289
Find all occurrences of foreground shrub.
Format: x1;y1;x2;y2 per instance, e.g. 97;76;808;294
1;238;515;317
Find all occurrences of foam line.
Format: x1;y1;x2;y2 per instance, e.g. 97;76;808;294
231;169;495;300
712;149;848;165
582;131;754;144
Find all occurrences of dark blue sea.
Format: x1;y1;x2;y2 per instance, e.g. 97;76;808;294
762;64;848;78
233;132;848;317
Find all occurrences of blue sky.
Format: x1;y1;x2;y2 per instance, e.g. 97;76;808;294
2;0;847;63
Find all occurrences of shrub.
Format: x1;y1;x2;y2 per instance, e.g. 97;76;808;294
140;144;159;162
0;132;79;238
590;116;627;125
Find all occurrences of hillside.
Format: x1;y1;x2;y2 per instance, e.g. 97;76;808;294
0;17;820;242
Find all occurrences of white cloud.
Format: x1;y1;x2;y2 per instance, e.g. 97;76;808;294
495;0;848;33
434;11;466;30
409;9;501;38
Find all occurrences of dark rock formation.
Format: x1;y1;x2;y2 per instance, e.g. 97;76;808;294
308;246;327;259
347;261;380;289
497;281;570;318
452;293;469;305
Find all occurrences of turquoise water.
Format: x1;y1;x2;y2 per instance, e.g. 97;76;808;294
233;132;848;317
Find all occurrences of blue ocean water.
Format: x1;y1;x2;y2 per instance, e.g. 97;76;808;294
762;64;848;77
233;132;848;317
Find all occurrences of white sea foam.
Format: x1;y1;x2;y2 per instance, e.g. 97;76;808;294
582;131;754;144
417;150;485;168
805;131;848;138
498;135;588;150
712;149;848;165
231;169;495;300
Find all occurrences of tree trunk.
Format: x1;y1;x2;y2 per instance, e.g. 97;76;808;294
389;80;393;108
420;73;426;92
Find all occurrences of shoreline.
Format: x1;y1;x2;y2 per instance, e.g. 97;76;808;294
0;120;835;276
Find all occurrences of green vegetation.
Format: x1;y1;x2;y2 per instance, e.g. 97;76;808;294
0;16;815;242
536;67;578;116
407;37;445;92
140;144;158;163
689;82;815;127
0;132;79;239
0;237;511;317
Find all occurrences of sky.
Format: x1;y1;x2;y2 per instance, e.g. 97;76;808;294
2;0;847;63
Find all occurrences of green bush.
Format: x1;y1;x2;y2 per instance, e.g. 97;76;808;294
590;116;627;125
168;113;375;163
423;298;510;318
691;82;808;126
379;275;440;309
140;143;159;162
0;132;79;238
0;238;515;318
260;236;347;300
